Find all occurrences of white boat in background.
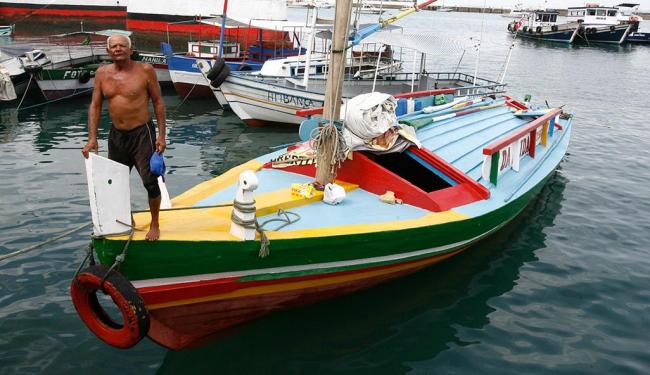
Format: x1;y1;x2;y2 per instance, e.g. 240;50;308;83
218;29;505;126
0;48;51;100
357;3;385;15
501;3;529;18
0;24;14;37
286;0;334;8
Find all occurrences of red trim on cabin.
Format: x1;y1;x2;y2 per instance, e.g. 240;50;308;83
529;129;537;158
408;147;490;201
295;107;323;117
265;147;486;212
483;108;563;155
503;96;529;110
393;88;456;99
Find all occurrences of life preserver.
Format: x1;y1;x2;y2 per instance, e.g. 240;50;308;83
536;26;542;33
70;265;149;349
551;25;558;32
609;25;616;32
210;63;231;88
206;57;226;80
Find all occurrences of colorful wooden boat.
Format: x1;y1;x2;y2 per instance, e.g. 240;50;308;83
72;92;572;350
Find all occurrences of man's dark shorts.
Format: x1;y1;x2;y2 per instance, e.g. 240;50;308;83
108;121;161;199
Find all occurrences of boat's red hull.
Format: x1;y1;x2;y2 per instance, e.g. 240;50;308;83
139;248;465;349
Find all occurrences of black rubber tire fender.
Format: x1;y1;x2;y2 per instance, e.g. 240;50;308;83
78;70;92;84
210;63;231;88
206;57;226;80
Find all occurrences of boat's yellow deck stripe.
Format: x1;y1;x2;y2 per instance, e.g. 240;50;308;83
110;163;470;242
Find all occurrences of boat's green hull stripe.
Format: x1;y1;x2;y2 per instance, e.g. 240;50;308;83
92;173;550;281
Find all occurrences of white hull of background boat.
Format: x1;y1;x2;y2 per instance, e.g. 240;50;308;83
35;77;94;101
220;74;326;126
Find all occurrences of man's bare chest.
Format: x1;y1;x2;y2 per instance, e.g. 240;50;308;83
102;74;147;99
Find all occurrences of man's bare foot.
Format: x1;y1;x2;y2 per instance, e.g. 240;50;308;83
146;225;160;241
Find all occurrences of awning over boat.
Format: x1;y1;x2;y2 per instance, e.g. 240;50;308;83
315;24;401;40
50;29;133;38
200;16;334;31
359;31;466;55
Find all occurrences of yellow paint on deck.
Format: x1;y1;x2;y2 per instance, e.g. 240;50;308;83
107;164;470;242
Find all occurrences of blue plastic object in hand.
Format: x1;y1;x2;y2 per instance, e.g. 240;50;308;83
150;151;166;176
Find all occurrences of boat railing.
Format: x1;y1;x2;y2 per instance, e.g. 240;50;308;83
481;107;563;186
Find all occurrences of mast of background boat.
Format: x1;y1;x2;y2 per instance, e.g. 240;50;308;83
314;0;354;186
473;0;486;86
349;0;436;46
302;6;319;88
218;0;229;58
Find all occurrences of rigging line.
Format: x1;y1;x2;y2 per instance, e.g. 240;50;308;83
0;222;92;263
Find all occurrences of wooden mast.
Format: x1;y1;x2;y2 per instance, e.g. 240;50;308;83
315;0;353;186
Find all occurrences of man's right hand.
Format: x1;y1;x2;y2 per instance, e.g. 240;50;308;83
82;139;98;159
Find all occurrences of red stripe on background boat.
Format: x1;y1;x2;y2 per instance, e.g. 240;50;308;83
0;1;126;17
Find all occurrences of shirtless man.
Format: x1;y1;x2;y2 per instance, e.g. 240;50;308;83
82;34;166;241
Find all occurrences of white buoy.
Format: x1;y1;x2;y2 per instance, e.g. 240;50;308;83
230;170;259;240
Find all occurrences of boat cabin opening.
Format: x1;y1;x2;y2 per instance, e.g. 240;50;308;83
365;151;454;193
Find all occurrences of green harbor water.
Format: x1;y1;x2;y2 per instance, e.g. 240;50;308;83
1;10;649;374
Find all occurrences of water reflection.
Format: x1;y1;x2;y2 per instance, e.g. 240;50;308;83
157;174;568;375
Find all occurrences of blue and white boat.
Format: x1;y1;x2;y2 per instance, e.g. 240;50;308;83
508;4;641;44
507;9;581;43
567;4;641;44
166;40;268;100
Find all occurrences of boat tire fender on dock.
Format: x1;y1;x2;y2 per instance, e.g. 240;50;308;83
78;71;91;84
71;265;150;349
206;58;226;80
210;64;231;88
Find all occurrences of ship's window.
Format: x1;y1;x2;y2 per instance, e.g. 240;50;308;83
550;14;557;22
597;9;606;16
588;9;596;15
608;10;617;16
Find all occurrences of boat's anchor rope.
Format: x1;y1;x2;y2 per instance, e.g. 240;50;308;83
231;200;300;258
97;229;135;290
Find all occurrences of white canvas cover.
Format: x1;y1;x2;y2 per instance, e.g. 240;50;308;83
85;153;132;236
0;65;17;101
